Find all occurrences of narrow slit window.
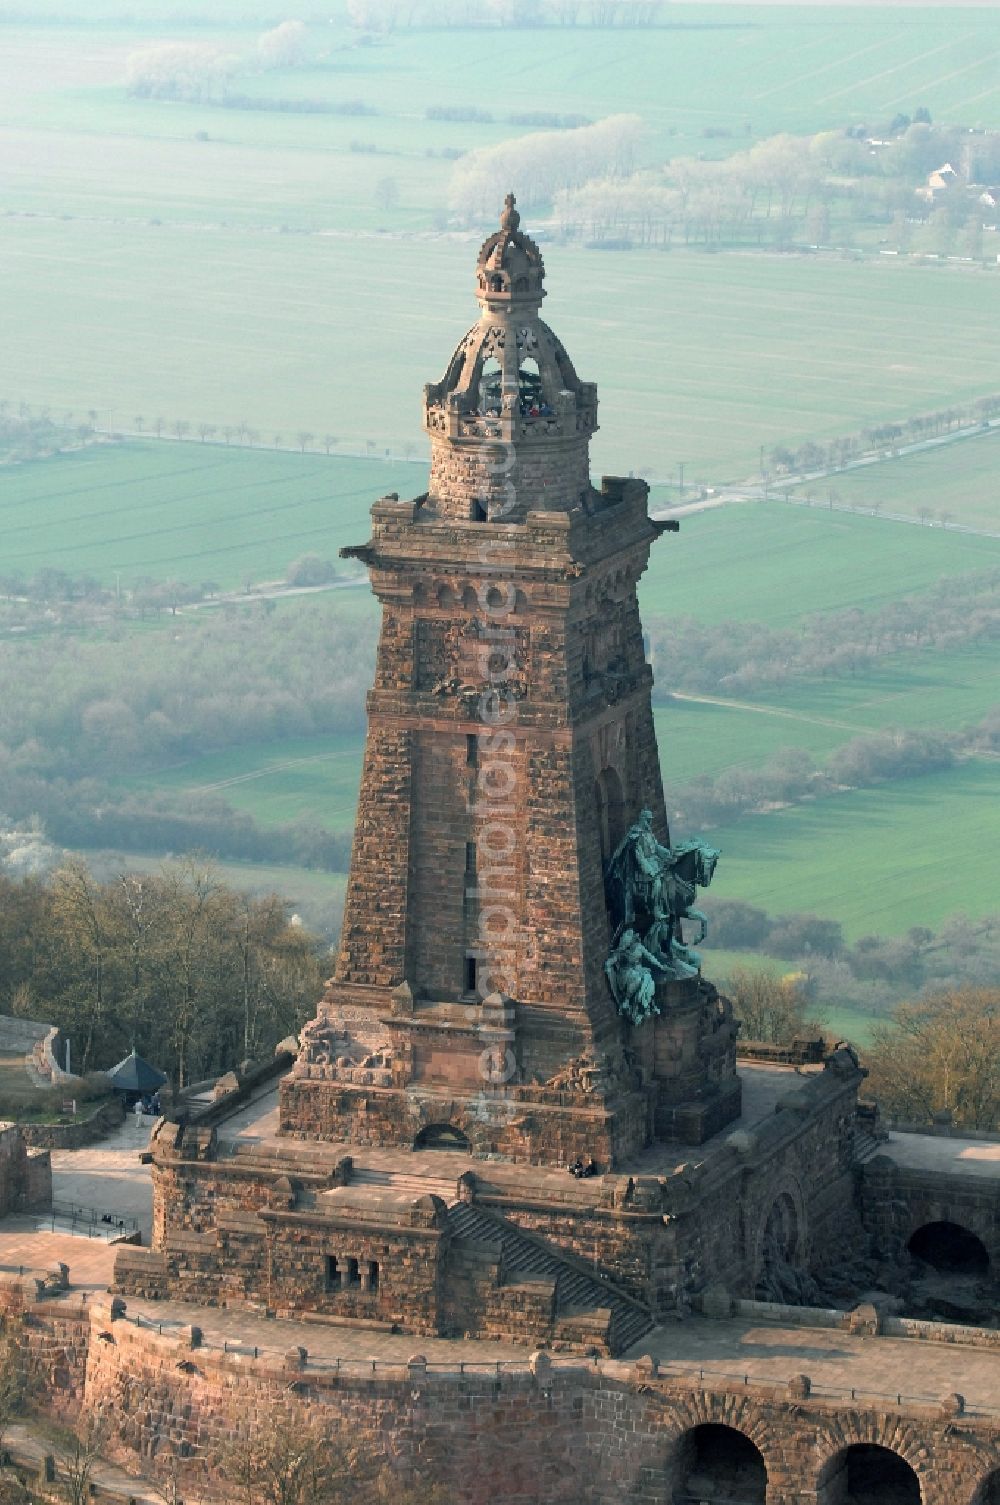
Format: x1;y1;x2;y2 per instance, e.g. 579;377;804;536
465;841;477;876
346;1257;360;1287
368;1261;380;1291
465;956;478;995
466;733;478;767
326;1255;341;1290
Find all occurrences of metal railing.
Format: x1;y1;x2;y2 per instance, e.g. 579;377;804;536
107;1317;1000;1413
38;1199;139;1241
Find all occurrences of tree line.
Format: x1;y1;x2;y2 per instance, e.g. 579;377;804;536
667;716;999;832
727;964;1000;1134
0;861;324;1086
707;900;1000;1016
449;114;643;217
0;407;88;465
0;600;374;869
648;566;1000;698
347;0;668;28
549;119;1000;253
769;391;1000;482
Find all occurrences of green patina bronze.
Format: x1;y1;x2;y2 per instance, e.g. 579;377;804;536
603;810;720;1023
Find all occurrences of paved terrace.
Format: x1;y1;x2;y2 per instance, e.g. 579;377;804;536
876;1130;1000;1180
628;1316;1000;1418
19;1284;1000;1423
0;1114;156;1290
219;1062;809;1193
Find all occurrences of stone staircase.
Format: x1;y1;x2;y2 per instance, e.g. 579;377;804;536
447;1201;654;1354
853;1126;884;1164
350;1166;459;1200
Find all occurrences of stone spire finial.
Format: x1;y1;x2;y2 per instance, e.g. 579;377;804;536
500;192;520;235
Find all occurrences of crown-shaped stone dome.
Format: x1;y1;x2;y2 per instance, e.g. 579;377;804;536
423;194;598;524
475;192;546;312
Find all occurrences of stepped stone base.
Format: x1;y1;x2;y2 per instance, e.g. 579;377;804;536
654;1076;744;1145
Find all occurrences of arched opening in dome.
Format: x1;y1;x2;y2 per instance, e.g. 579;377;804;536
551;340;579;390
671;1423;766;1503
816;1444;921;1503
908;1221;989;1276
518;358;548;418
478;358;502;415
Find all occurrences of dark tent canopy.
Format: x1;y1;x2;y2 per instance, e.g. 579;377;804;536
107;1050;167;1096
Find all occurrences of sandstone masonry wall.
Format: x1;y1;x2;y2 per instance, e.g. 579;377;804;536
12;1291;1000;1505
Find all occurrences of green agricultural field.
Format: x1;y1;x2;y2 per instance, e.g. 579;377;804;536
656;642;1000;793
6;4;1000;480
127;732;364;834
701;758;1000;941
5;5;1000;215
6;216;1000;483
787;429;1000;535
11;438;999;600
642;503;1000;625
0;442;408;589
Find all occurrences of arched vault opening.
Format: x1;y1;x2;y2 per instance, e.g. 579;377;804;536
816;1443;921;1504
671;1423;766;1503
908;1221;989;1276
413;1123;470;1152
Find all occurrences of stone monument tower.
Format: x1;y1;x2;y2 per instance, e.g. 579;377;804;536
281;196;740;1164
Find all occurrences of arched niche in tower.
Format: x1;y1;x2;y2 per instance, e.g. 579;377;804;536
595;766;625;866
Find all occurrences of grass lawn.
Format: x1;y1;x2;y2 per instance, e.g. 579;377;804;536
786;429;1000;535
700;758;1000;941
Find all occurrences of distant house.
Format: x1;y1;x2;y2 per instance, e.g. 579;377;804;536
978;186;1000;208
916;162;958;203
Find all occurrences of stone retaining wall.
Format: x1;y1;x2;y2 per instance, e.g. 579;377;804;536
0;1125;50;1216
9;1288;998;1505
861;1153;1000;1269
29;1028;74;1086
19;1096;124;1151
